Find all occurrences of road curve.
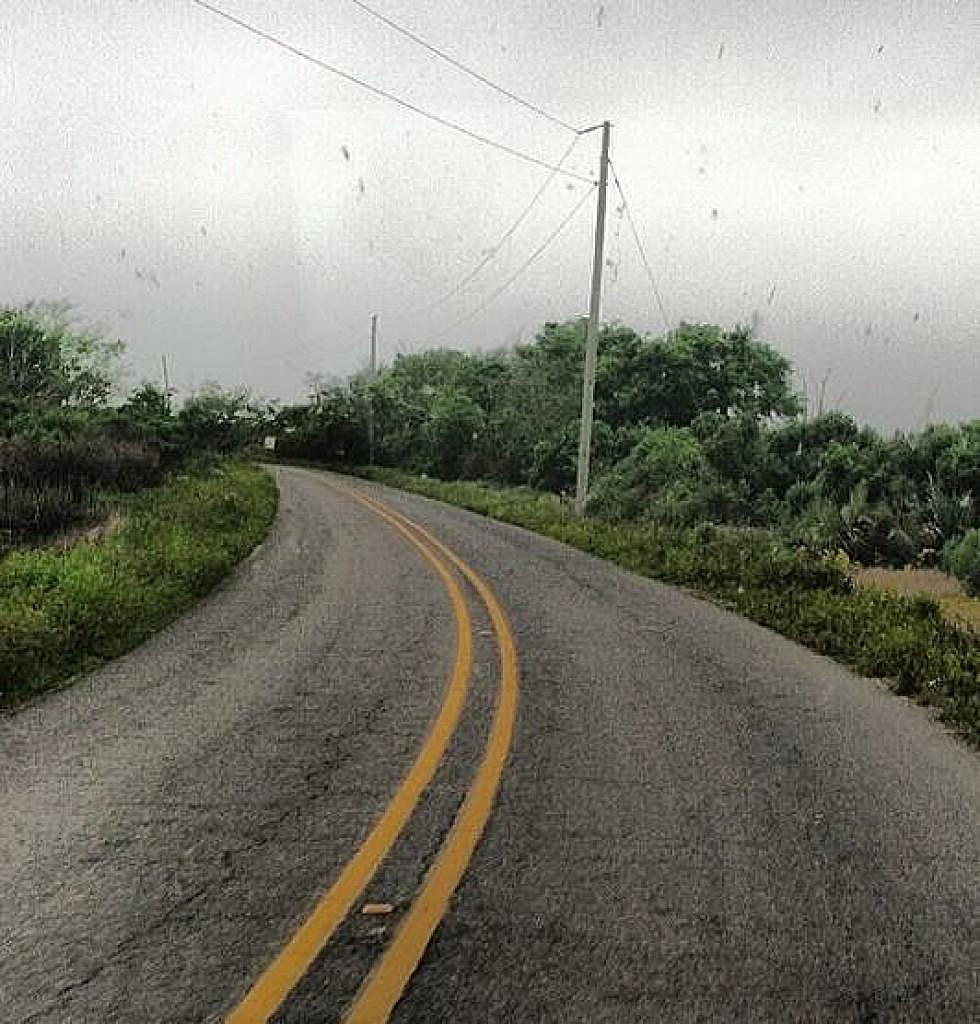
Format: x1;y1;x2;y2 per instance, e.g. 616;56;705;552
1;466;977;1022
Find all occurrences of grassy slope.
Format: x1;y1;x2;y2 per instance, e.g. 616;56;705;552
0;461;277;706
359;468;980;748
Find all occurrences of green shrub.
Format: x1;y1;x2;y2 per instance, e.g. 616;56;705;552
943;529;980;596
589;427;704;520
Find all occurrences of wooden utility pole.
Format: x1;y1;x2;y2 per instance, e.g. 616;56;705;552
368;313;378;463
370;313;378;376
574;120;611;516
161;354;172;408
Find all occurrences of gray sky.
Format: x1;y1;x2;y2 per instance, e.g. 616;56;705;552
2;1;978;429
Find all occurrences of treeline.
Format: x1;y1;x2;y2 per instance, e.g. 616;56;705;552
0;305;266;548
6;304;975;594
272;319;979;593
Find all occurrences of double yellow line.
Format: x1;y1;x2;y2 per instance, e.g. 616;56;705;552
227;476;519;1023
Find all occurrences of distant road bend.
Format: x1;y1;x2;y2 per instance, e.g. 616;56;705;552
0;466;977;1022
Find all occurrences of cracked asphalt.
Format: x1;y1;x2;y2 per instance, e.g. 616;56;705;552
1;467;977;1022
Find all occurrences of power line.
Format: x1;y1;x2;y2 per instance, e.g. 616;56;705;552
417;134;582;316
422;184;597;344
189;0;593;183
608;160;672;335
349;0;580;133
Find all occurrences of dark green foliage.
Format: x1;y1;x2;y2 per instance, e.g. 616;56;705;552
589;427;704;521
595;322;800;428
943;530;980;596
2;305;269;459
278;319;800;487
422;389;486;479
0;462;276;705
0;304;271;570
274;388;369;465
0;306;281;703
105;383;183;460
177;383;266;455
360;468;980;746
277;317;976;573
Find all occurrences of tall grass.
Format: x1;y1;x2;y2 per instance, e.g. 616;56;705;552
0;461;276;705
0;439;162;547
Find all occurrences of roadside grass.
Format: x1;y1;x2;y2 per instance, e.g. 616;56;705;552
852;566;980;635
0;461;277;707
357;467;980;748
939;595;980;635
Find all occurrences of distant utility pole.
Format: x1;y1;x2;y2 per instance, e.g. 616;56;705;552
574;120;611;516
161;354;171;405
370;313;378;376
368;313;378;463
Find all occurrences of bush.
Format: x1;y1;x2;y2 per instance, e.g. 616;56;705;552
943;529;980;596
589;427;704;520
178;384;266;454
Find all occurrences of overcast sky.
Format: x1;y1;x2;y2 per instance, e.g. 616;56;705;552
2;1;978;430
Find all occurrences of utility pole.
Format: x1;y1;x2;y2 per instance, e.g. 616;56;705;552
161;354;171;408
368;313;378;464
370;313;378;376
574;120;611;516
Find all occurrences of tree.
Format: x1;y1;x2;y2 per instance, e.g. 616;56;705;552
493;321;587;485
937;421;980;497
422;389;486;479
761;412;863;497
596;322;800;429
178;383;265;454
105;382;183;459
0;305;122;432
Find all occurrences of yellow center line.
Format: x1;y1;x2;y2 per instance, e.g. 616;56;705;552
226;476;474;1023
342;489;520;1024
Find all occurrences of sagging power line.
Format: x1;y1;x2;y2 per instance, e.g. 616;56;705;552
420;183;598;344
348;0;581;133
416;134;583;317
189;0;593;183
608;160;672;336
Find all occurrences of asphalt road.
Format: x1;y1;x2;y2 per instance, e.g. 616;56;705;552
1;466;977;1022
